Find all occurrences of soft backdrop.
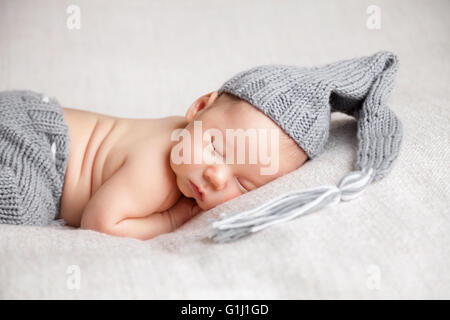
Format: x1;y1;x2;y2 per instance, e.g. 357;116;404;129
0;0;449;299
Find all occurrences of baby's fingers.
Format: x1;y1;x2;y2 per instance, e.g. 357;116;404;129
191;204;202;217
163;201;202;232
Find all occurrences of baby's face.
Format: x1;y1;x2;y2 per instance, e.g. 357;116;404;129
170;92;307;210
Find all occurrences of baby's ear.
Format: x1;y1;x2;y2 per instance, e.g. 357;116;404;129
185;91;219;122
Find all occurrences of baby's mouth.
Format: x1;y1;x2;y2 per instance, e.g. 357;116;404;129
189;180;204;201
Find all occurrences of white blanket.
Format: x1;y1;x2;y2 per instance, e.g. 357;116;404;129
0;0;449;299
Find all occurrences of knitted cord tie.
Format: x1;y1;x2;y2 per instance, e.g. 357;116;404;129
208;168;375;243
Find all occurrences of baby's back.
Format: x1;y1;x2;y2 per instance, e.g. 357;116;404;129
59;107;121;225
59;108;182;227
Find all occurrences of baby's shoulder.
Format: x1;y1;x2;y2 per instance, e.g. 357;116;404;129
121;133;180;209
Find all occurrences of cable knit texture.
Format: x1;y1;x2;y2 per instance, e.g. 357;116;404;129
0;90;70;225
218;51;403;181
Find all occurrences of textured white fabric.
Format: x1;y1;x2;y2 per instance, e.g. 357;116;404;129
0;0;449;299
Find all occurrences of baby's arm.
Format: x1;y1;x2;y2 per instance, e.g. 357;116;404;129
80;156;201;240
107;195;201;240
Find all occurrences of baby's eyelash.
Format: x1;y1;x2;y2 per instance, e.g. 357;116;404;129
236;177;248;193
210;136;221;155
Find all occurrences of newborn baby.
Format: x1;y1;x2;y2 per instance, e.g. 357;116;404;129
0;51;402;242
61;91;307;240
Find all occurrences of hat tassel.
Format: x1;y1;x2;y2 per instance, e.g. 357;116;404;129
208;167;375;243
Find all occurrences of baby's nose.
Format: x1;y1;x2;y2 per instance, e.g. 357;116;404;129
203;166;226;191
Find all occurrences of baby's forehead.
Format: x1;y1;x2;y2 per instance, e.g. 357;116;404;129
208;98;276;130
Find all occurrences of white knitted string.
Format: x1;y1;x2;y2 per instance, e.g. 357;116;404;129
208;168;375;243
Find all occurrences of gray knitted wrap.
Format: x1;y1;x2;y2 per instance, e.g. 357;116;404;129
210;51;403;242
0;90;70;225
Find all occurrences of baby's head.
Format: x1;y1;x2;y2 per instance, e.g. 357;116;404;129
170;91;308;210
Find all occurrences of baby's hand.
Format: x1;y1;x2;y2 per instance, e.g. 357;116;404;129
164;196;203;231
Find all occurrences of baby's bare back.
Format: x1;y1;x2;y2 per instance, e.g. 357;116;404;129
59;107;183;227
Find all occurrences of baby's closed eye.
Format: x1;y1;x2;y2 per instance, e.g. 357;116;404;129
235;177;249;193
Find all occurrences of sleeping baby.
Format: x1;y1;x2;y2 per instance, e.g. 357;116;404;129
0;51;402;241
62;90;307;240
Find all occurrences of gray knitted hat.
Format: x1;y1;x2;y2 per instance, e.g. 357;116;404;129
209;51;402;243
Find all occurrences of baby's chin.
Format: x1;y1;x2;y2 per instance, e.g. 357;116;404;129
193;195;214;211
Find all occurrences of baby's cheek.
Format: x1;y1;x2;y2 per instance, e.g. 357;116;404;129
201;186;243;210
219;187;243;204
